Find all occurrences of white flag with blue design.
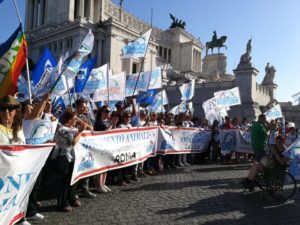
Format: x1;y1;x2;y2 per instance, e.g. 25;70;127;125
82;64;108;95
148;67;162;89
264;104;283;121
291;91;300;105
125;71;151;96
180;79;195;100
122;29;152;58
214;87;241;107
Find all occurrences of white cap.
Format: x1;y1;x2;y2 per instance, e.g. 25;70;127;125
287;122;295;128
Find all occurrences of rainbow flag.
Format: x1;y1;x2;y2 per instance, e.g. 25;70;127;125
0;24;27;98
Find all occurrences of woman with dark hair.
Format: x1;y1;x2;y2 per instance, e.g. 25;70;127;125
94;105;118;192
53;111;88;212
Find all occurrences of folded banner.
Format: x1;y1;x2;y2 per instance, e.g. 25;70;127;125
156;127;211;155
0;144;54;225
71;127;158;185
214;87;241;107
22;120;58;144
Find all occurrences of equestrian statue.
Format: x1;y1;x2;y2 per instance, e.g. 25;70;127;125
205;31;227;55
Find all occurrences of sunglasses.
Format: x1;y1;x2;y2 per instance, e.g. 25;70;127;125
0;106;17;112
104;110;111;113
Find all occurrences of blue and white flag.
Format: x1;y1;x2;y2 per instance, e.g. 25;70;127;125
147;91;166;113
52;96;66;117
169;101;187;115
78;29;94;57
37;56;63;97
73;57;96;93
148;67;162;89
82;63;108;95
137;89;158;104
291;91;300;105
180;79;195;101
31;48;57;86
202;97;228;125
125;71;151;96
16;75;33;102
93;72;126;102
122;29;152;58
161;90;169;106
264;104;283;121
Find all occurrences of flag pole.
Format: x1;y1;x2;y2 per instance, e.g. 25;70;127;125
107;63;110;104
12;0;33;103
131;30;152;97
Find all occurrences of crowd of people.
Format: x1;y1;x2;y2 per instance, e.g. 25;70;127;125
0;93;298;225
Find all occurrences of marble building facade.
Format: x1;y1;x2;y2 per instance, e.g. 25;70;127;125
25;0;297;124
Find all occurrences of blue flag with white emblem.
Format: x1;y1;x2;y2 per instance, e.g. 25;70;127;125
137;89;158;104
72;57;96;93
31;48;57;86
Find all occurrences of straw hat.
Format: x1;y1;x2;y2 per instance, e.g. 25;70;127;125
0;95;21;108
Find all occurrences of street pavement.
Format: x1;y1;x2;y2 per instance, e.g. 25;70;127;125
31;163;300;225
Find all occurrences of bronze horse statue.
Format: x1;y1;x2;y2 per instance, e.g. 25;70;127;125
206;36;227;55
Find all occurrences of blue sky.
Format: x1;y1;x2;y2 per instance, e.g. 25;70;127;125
1;0;299;102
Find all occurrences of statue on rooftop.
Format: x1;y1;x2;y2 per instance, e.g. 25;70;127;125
238;38;252;68
169;13;186;29
262;63;276;84
205;31;227;55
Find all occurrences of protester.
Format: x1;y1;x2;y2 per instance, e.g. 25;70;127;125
52;111;89;212
0;95;24;144
285;122;298;147
74;98;96;198
251;114;268;161
241;135;289;191
94;105;118;193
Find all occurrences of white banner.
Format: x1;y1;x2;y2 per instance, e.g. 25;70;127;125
219;129;253;155
71;127;158;185
0;144;54;225
214;87;241;107
156;127;211;155
22;120;58;144
93;72;125;102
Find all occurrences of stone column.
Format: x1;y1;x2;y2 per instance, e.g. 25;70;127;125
76;0;85;17
87;0;94;22
33;0;39;27
94;0;100;22
96;39;103;67
25;0;33;30
39;0;45;25
69;0;75;21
